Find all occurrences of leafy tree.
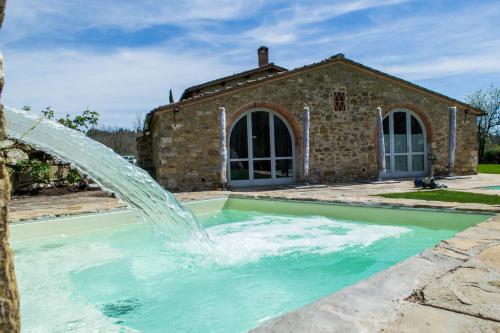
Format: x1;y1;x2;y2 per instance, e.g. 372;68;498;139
465;86;500;162
23;106;100;133
56;109;99;131
41;106;55;120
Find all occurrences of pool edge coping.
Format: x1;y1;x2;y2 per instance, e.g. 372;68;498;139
228;194;498;215
9;190;500;224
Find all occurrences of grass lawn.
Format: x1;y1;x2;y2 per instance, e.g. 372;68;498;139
377;190;500;205
478;164;500;174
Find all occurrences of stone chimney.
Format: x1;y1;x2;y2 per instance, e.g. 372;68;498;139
258;46;269;67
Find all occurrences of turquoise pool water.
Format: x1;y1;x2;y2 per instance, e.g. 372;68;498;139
12;199;490;333
482;185;500;190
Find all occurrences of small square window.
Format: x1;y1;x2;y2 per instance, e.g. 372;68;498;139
334;92;346;111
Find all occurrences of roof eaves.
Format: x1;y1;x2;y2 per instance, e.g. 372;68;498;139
152;53;483;117
152;56;345;116
180;63;288;100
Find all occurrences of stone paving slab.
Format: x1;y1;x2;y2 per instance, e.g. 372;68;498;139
384;303;500;333
9;191;126;222
420;237;500;322
422;266;500;321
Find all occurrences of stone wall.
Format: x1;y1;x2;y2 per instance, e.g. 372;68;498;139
0;0;21;331
143;59;478;192
137;133;154;176
4;140;87;194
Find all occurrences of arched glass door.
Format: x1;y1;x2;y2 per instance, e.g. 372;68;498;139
229;110;295;186
383;110;427;177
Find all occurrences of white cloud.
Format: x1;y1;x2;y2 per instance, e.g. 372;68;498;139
2;0;265;45
245;0;410;44
379;53;500;80
2;47;240;127
354;6;500;81
85;0;265;30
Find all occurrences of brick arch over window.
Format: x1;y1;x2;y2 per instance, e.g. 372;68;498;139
380;103;433;141
227;101;303;144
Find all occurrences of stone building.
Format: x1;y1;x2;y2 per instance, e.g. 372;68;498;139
138;47;482;191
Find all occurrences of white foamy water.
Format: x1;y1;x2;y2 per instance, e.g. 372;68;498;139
5;107;211;248
126;214;410;277
198;215;409;265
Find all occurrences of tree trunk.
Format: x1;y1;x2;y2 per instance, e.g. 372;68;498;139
0;0;21;331
478;142;485;163
478;124;486;163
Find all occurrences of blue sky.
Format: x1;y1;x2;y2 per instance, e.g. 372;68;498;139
2;0;500;127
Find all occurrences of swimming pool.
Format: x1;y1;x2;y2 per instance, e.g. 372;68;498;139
481;185;500;190
11;198;490;333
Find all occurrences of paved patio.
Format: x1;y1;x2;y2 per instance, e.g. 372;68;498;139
228;173;500;213
8;173;500;332
9;190;126;222
10;173;500;222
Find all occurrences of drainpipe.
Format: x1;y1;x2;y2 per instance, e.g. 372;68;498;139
448;106;457;176
303;106;310;184
376;107;386;181
218;107;227;190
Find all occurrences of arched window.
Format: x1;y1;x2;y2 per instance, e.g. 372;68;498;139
229;110;295;186
382;109;427;177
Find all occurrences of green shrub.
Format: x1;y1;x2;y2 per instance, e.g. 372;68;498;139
483;149;500;164
66;168;81;185
13;159;51;183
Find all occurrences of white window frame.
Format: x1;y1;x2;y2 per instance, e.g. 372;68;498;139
228;109;296;187
382;109;428;178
